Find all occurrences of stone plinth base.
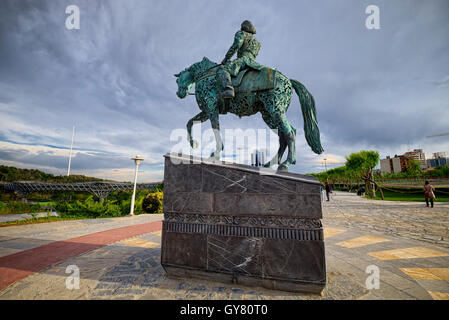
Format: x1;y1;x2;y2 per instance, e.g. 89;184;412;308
160;153;326;294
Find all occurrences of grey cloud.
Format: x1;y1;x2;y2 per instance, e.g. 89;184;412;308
427;75;449;88
0;0;448;177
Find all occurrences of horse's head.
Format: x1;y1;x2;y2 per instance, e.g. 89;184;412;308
174;68;194;99
175;57;217;99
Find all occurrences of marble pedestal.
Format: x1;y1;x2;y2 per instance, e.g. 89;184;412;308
160;153;326;293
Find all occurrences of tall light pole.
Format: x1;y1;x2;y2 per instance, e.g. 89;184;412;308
323;158;328;172
67;125;75;176
130;155;144;216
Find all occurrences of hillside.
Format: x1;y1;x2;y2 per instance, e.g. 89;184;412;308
0;165;105;183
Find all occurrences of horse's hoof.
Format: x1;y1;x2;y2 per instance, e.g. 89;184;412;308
190;140;198;149
277;164;289;172
209;153;220;160
263;162;272;168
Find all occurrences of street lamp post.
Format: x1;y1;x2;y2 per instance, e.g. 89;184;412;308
130;155;144;216
323;158;328;172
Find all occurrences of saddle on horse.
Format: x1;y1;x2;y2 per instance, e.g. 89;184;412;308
231;67;277;94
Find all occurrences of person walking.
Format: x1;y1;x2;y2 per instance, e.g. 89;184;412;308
357;185;365;196
423;180;436;208
325;182;331;201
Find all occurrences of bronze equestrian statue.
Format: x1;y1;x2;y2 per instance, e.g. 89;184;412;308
175;20;324;171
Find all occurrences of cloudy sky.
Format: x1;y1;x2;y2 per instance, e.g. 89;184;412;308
0;0;448;182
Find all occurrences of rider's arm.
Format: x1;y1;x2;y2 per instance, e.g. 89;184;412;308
222;31;245;64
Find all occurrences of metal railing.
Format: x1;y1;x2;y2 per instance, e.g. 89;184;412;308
1;181;162;201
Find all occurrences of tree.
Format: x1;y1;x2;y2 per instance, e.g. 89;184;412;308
142;192;163;213
430;165;449;177
0;165;104;183
405;159;423;176
345;150;384;199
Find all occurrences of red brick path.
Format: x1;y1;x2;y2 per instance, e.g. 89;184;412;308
0;220;162;291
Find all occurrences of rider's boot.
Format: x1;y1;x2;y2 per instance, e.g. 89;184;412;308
217;69;235;99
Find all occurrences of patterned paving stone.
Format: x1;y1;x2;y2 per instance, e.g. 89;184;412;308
323;192;449;248
368;247;449;260
1;193;449;300
119;238;159;248
152;230;162;237
323;228;346;239
336;235;390;248
399;268;449;281
0;220;162;291
428;291;449;300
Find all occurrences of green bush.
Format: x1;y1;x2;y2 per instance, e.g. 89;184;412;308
55;192;151;218
56;196;124;218
0;201;42;214
0;165;104;183
142;192;163;213
118;192;147;215
0;201;7;212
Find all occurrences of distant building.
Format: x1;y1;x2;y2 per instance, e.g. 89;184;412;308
251;150;266;167
404;149;427;170
433;151;449;158
429;158;448;167
381;150;449;174
427;151;449;168
380;150;426;175
380;156;393;174
380;155;406;175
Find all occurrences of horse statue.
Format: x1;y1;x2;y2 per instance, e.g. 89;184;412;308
175;57;324;171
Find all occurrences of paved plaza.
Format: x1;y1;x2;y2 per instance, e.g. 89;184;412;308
0;192;448;300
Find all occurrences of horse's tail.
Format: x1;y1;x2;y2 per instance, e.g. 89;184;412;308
290;79;324;154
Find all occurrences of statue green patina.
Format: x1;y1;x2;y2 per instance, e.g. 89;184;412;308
217;20;263;99
175;20;324;171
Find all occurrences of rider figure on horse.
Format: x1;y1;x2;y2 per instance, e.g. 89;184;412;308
218;20;264;99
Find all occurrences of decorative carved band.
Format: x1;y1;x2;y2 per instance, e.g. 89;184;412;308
163;221;323;241
164;212;322;229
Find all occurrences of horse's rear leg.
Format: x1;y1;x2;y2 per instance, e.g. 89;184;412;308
263;134;287;167
278;114;297;171
261;112;287;167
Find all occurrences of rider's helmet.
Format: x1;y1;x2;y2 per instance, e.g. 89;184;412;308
241;20;256;34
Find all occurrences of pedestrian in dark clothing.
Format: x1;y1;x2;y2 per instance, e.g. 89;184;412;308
325;182;331;201
423;181;436;208
357;186;365;196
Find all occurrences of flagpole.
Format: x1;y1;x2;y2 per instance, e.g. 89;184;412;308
67;125;75;176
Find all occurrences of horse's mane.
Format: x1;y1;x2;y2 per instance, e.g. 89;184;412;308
187;57;218;78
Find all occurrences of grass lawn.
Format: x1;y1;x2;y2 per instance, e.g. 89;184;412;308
0;216;89;227
0;212;158;227
36;201;57;206
368;189;449;202
0;200;57;215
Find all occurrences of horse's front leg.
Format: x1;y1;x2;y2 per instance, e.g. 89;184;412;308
187;111;208;149
209;111;223;160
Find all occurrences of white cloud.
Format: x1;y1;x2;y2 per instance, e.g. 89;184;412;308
0;0;448;177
